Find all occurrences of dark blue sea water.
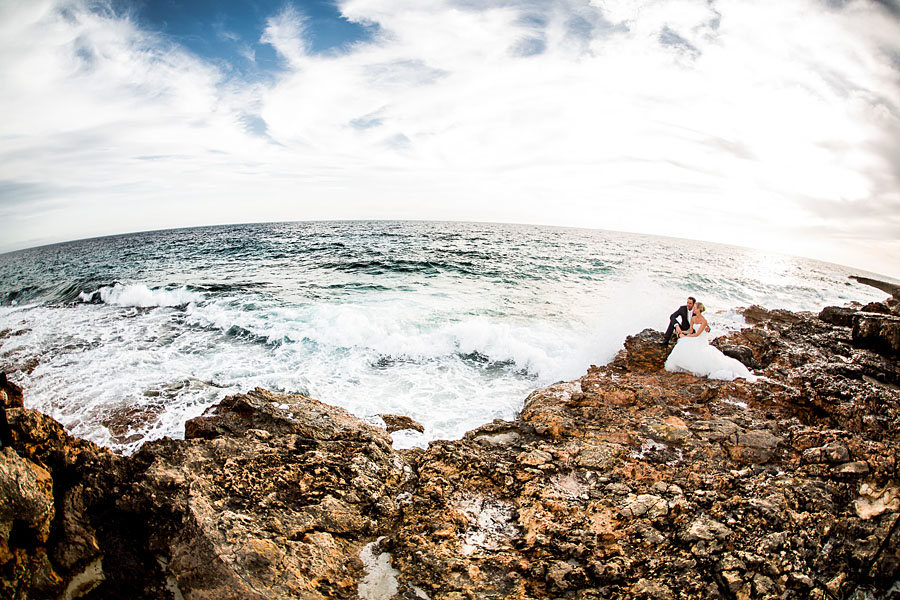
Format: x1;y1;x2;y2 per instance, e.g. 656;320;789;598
0;221;890;453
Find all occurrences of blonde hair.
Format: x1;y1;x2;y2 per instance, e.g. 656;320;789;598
695;302;706;313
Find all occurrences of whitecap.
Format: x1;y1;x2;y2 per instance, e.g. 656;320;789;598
92;283;203;308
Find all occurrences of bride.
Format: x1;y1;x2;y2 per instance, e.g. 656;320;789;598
664;302;757;381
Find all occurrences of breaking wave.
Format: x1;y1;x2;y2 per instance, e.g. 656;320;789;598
78;284;204;308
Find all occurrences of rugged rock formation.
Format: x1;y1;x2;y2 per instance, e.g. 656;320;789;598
818;299;900;359
1;373;124;600
3;389;414;600
853;314;900;357
611;329;668;373
131;389;414;600
2;298;899;599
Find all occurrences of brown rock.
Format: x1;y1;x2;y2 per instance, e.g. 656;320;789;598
0;447;55;542
819;305;857;328
134;390;409;600
726;429;782;464
712;343;761;370
862;301;892;314
575;442;624;470
621;328;669;372
836;461;869;476
631;578;673;598
685;515;732;542
802;442;850;464
645;417;692;444
619;494;668;519
52;484;101;570
852;313;900;356
379;413;425;433
691;418;739;442
741;305;802;325
0;373;23;408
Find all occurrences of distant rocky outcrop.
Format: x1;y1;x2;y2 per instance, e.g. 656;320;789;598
850;275;900;301
2;297;899;599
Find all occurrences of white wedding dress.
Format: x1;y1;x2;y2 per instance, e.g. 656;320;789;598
665;325;757;381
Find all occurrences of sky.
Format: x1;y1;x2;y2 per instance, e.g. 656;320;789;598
1;0;899;277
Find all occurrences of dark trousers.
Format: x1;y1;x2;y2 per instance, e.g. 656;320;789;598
664;308;690;344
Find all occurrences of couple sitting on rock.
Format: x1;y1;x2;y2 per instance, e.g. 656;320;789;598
662;296;756;381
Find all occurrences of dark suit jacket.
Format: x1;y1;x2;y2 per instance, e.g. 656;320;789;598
670;305;691;330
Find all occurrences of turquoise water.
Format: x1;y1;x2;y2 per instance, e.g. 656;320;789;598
0;221;890;453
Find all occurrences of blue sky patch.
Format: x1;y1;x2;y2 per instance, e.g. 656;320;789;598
123;0;376;76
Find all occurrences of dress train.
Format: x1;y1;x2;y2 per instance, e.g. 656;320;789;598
665;329;756;381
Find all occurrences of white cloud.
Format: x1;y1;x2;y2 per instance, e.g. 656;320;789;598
0;0;899;277
261;5;310;68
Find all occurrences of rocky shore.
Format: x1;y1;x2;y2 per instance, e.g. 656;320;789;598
2;292;900;599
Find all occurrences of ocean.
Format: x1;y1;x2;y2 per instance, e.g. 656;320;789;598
0;221;891;454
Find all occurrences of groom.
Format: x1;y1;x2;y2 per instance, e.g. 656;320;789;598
663;296;696;346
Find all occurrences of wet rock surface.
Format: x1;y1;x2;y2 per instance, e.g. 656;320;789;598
2;297;899;599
